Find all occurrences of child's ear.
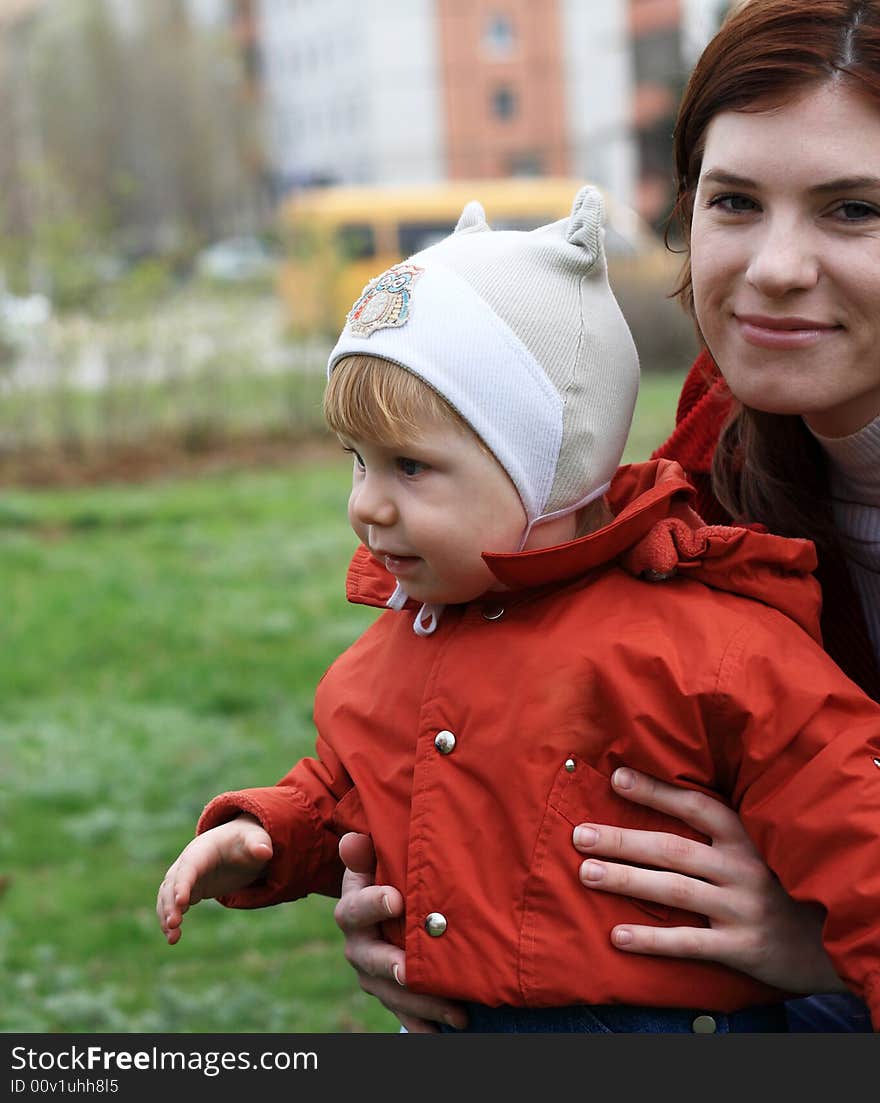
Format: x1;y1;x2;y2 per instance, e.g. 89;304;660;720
454;200;491;234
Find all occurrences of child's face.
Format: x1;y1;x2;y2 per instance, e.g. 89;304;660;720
342;416;527;605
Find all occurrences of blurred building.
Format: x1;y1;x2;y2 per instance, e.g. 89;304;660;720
630;0;731;220
257;0;728;220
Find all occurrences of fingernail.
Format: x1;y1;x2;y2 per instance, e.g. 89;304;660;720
382;894;394;917
614;927;634;947
392;963;404;986
573;826;598;848
581;861;604;883
613;767;635;790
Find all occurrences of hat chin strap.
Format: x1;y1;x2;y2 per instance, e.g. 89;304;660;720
516;479;611;552
384;479;611;639
385;581;444;637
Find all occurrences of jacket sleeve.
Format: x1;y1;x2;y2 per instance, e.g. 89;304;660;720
196;733;350;907
716;608;880;1028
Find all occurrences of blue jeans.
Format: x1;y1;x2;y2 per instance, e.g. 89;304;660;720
784;994;872;1032
438;1002;789;1033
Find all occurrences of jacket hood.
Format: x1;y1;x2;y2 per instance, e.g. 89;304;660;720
345;458;822;644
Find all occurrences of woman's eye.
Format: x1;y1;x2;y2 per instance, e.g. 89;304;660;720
833;200;880;222
398;457;426;477
708;193;758;214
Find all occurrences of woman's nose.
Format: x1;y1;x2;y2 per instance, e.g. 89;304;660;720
350;476;397;527
745;221;819;296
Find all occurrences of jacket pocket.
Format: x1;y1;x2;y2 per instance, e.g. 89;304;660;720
547;754;709;921
517;755;711;1004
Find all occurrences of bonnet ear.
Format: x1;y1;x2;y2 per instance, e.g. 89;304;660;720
454;199;491;234
566;185;604;271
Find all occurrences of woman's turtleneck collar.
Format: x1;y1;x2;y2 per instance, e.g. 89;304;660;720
806;412;880;494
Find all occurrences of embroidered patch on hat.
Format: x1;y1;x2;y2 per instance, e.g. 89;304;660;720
347;263;424;337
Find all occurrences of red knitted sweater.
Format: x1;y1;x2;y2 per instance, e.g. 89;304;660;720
653;349;880;701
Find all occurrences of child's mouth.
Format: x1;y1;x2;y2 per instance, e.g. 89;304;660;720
384;554;421;576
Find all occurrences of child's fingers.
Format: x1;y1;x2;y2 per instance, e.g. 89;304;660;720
156;860;196;941
244;834;273;863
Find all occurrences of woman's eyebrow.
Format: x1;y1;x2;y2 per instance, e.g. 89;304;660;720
807;175;880;194
700;168;880;193
699;169;755;188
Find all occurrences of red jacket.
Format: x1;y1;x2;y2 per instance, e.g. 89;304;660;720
199;459;880;1024
653;349;880;701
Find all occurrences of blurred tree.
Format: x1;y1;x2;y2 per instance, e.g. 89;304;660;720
0;0;267;307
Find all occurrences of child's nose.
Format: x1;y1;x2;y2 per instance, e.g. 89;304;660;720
350;478;397;527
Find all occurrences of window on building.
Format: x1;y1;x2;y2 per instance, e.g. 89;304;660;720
507;152;543;177
491;86;517;121
484;13;516;57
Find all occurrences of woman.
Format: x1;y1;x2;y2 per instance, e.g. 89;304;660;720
333;0;879;1032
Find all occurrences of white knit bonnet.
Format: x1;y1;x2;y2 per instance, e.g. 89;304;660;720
327;185;640;631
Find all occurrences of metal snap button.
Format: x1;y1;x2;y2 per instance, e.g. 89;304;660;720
564;758;576;773
481;603;505;621
424;912;447;937
434;730;456;755
692;1015;717;1034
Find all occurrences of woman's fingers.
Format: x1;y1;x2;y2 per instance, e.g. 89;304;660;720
334;831;468;1031
333;882;403;933
397;1014;442;1034
342;921;405;982
579;859;728;918
610;767;745;844
609;922;732;961
339;908;476;1027
357;974;468;1031
338;831;378;876
573;823;722;882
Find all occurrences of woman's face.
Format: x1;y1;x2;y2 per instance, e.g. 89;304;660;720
691;81;880;437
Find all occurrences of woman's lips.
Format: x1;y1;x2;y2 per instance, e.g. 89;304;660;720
735;314;842;350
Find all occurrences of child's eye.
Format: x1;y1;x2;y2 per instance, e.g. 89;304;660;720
342;446;365;470
397;457;427;477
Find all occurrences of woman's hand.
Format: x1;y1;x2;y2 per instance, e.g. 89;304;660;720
333;833;468;1033
573;767;846;994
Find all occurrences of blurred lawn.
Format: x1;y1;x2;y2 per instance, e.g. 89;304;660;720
0;371;683;1033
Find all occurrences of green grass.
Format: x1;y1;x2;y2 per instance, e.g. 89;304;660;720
0;372;683;1033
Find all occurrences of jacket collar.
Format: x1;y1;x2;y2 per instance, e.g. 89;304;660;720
652;349;733;476
344;457;822;643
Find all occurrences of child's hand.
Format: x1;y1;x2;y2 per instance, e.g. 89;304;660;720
156;814;272;945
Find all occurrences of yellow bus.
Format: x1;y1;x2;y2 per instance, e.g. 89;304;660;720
277;178;688;357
